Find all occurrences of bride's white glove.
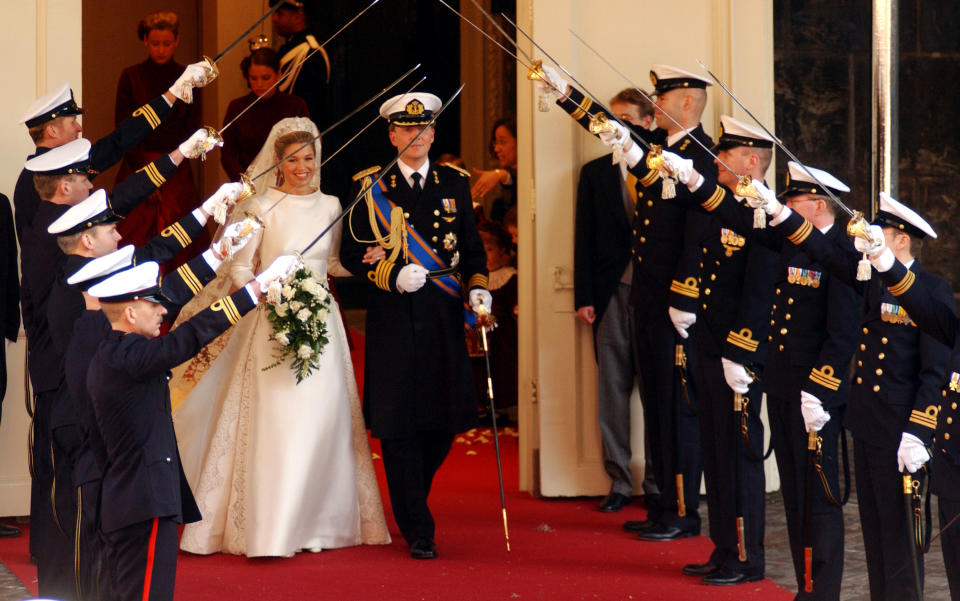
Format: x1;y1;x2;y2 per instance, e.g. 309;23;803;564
396;264;428;293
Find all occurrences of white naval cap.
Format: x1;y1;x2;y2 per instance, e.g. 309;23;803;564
714;115;775;151
66;245;135;290
47;189;120;235
88;261;162;303
24;138;92;175
780;160;850;198
379;93;442;126
19;82;84;127
649;64;713;95
875;191;937;239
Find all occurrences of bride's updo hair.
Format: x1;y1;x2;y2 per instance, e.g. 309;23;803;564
274;130;316;160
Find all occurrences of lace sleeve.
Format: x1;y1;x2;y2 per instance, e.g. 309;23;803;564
229;223;263;288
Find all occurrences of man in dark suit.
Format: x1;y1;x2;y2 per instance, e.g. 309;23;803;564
85;254;294;601
574;88;656;513
866;227;960;600
339;93;489;560
0;194;20;539
537;63;716;540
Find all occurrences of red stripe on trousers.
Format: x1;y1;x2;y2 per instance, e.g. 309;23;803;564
142;517;160;601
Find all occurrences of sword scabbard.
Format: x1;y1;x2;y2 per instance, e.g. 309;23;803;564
676;474;686;517
736;516;747;562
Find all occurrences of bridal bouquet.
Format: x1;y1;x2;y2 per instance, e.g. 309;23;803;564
263;266;333;384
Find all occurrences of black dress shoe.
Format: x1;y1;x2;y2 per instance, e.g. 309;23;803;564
0;524;20;538
636;523;697;542
682;561;720;577
598;493;631;513
409;538;437;560
701;568;763;586
621;519;655;533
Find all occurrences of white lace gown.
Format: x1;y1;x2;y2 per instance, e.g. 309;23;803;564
174;188;390;557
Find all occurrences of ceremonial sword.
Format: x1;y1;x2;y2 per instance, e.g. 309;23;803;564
193;0;384;159
434;0;649;154
902;472;925;601
298;83;466;256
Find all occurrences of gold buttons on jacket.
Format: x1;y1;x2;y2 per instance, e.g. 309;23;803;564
857;360;863;367
882;337;888;344
710;274;716;281
946;433;952;440
643;219;650;225
948;417;953;424
856;377;863;384
953;402;958;410
788;298;794;305
780;328;788;335
785;314;792;320
873;385;880;392
876;368;883;376
434;209;440;216
860;344;866;351
776;288;781;295
433;222;440;228
878;353;885;360
705;288;711;295
404;212;410;218
779;344;784;351
432;236;438;242
640;236;646;243
647;199;653;206
863;327;869;335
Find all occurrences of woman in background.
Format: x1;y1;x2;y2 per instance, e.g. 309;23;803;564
470;117;518;223
220;46;310;181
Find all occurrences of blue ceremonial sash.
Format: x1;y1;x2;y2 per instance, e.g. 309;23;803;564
370;182;476;331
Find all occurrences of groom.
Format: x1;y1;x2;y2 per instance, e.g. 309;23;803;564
340;92;491;559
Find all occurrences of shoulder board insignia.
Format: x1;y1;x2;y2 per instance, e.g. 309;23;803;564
305;34;320;49
352;166;380;181
443;164;471;178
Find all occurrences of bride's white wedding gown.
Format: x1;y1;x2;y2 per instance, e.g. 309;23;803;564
173;187;390;557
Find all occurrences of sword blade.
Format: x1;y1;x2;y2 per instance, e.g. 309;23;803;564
694;59;855;218
502;14;648;150
479;312;511;552
252;64;422;183
299;83;466;255
213;3;283;63
466;0;533;64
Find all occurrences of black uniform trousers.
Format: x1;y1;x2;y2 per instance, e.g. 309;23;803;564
43;423;82;601
853;438;923;600
101;517;178;601
768;389;844;600
694;345;766;577
380;431;456;544
77;481;102;601
634;308;701;532
940;497;960;600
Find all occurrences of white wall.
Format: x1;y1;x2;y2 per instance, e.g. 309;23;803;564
0;0;83;517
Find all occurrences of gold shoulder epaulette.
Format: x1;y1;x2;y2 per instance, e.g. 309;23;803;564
442;163;471;178
352;165;380;181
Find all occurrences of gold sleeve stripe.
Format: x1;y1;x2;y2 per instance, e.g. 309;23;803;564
909;406;938;429
137;162;166;188
352;165;380;182
161;222;191;247
176;264;202;296
211;297;242;325
570;96;593;121
701;186;725;212
787;220;813;245
132;105;161;129
468;273;489;289
889;270;916;296
669;279;699;299
639;169;659;188
726;328;759;352
809;365;842;391
372;261;394;291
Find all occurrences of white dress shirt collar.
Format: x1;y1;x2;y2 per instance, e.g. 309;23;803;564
397;159;430;189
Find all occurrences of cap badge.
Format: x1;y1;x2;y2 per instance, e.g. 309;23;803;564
406;99;424;115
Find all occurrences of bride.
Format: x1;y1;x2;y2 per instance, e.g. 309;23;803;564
173;117;390;557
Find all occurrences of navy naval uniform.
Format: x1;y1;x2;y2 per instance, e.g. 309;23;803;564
555;85;709;534
689;178;861;598
340;160;487;545
277;30;330;121
14;95;173;565
28;156;176;598
776;209;952;600
877;259;960;599
64;249;219;600
0;195;18;409
669;183;779;578
47;213;209;600
87;287;257;601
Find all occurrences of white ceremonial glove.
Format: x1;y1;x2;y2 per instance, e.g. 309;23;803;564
660;150;695;185
747;179;783;216
179;128;221;160
396;264;428;293
897;432;930;473
597;119;630;148
800;390;831;432
721;357;752;395
868;247;896;273
202;182;245;223
598;120;644;168
853;224;885;256
255;254;300;289
537;64;569;98
169;61;215;104
210;220;258;260
668;307;696;339
469;288;493;314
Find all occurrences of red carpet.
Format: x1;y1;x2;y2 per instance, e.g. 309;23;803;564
0;330;794;600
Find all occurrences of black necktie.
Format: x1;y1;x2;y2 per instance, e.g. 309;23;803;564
411;172;423;193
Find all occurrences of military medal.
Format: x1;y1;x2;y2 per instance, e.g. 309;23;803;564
950;372;960;393
443;232;458;251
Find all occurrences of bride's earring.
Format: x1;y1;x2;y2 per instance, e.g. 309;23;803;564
275;170;285;186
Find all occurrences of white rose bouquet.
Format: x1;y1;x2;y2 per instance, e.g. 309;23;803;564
263;266;334;383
